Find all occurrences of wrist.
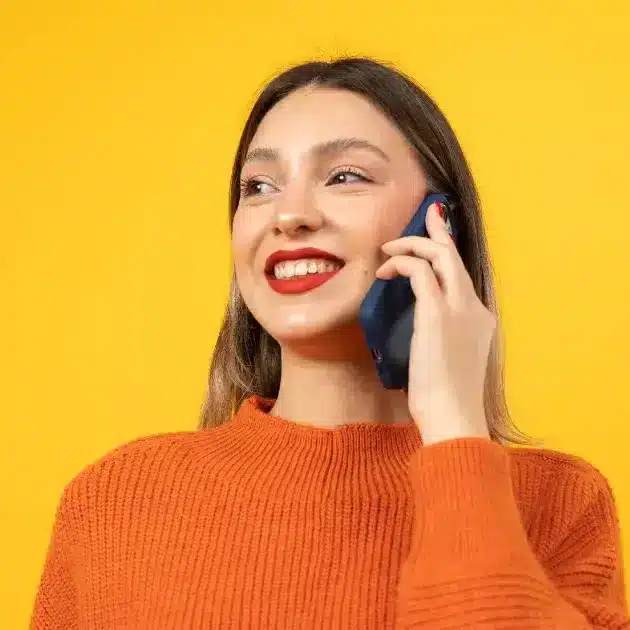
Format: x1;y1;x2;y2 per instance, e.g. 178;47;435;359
418;409;490;446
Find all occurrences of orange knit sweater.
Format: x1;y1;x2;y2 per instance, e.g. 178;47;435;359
31;396;629;628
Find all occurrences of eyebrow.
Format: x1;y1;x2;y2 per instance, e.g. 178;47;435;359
242;137;390;166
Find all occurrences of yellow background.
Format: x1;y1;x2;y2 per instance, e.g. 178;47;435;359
2;0;629;626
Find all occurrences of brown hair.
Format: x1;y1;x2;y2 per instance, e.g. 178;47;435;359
199;57;535;446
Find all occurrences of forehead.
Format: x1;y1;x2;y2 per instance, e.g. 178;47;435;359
249;86;412;156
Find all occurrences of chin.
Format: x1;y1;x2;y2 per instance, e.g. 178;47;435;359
269;316;348;342
263;309;363;345
242;275;372;349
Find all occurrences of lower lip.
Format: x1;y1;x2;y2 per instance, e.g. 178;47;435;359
266;269;342;294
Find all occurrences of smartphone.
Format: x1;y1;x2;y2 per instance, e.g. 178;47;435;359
358;193;458;389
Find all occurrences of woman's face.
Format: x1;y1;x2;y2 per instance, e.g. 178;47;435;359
232;86;428;343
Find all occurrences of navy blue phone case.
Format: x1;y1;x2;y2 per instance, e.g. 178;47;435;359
358;193;458;389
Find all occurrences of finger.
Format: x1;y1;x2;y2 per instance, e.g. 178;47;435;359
381;235;466;299
425;201;455;245
375;255;443;303
381;236;444;263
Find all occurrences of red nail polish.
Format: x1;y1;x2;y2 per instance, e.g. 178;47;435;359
437;202;446;219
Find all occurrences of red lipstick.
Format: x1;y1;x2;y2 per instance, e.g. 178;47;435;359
264;247;344;295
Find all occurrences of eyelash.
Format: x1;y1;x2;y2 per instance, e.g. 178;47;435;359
326;167;371;186
239;168;372;198
239;177;270;198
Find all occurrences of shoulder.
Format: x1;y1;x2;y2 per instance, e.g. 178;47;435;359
57;427;230;521
506;445;620;533
508;445;613;493
72;430;215;482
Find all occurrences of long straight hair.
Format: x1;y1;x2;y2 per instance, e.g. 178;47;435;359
199;57;535;445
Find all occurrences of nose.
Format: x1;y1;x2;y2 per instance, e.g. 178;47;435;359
271;189;324;237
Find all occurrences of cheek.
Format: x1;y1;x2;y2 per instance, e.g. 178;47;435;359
231;209;261;270
349;195;419;259
378;191;421;241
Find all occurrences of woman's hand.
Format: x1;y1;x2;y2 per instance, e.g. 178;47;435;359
375;201;494;445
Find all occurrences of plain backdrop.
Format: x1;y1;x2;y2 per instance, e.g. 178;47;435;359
2;0;629;626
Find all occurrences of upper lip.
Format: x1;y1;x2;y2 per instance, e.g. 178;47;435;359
264;248;345;274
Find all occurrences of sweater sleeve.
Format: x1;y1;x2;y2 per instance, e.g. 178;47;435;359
396;437;629;629
30;487;79;630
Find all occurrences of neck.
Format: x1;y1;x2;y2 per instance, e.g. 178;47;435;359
270;324;413;428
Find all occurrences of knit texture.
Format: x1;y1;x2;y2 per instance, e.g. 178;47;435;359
31;396;629;629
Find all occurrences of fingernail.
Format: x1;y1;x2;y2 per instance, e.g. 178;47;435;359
436;202;446;220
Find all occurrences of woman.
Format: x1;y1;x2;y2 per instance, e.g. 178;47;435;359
31;58;629;628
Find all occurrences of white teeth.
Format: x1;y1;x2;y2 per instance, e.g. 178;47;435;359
273;258;342;279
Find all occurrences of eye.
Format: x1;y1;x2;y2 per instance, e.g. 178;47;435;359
240;177;276;197
326;169;371;186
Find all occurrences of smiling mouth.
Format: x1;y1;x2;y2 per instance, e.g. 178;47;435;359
269;258;344;280
265;258;345;295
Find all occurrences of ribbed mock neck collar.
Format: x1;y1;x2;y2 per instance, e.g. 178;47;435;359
231;395;423;462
